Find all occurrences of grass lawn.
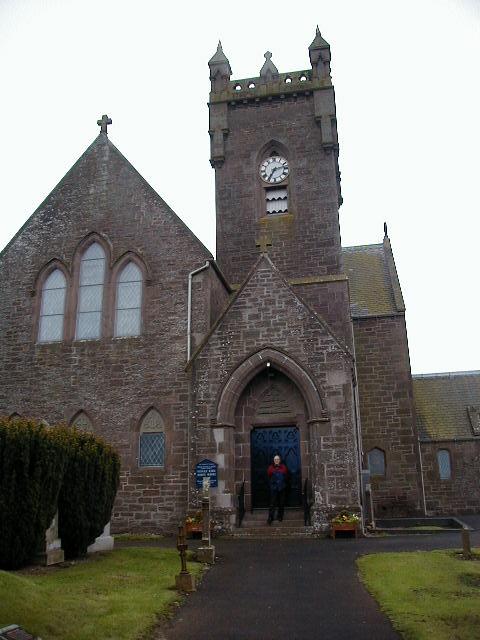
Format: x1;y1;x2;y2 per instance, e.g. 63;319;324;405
358;549;480;640
0;547;203;640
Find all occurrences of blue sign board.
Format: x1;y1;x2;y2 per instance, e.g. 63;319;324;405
195;459;218;488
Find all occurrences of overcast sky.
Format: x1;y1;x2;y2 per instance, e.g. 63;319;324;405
1;0;479;375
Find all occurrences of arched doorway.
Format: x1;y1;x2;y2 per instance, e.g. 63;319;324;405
234;368;308;511
215;348;326;513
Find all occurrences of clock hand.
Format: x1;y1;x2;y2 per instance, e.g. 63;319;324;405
270;166;281;180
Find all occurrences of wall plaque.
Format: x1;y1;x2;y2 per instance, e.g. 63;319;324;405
195;459;218;488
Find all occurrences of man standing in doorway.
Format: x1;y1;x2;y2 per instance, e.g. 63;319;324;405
267;454;288;524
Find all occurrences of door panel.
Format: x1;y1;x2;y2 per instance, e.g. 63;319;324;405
251;426;302;508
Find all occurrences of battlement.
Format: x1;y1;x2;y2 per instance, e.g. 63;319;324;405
209;69;332;105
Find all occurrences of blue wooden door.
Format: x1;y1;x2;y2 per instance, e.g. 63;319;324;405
250;426;302;508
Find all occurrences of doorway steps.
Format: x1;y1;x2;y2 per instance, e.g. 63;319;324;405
227;509;314;538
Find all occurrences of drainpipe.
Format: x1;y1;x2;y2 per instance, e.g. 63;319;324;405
187;261;210;362
352;368;366;525
186;260;210;507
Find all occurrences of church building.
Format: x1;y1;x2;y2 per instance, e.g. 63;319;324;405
0;29;478;534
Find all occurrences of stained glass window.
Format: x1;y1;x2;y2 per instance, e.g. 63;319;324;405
115;262;142;337
38;269;67;342
437;449;452;480
368;448;385;477
76;243;105;340
139;409;165;467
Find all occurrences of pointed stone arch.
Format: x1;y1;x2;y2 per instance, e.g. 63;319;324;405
70;410;94;432
216;348;326;427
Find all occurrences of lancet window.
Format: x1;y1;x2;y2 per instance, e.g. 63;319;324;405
76;243;106;340
367;447;386;477
139;409;165;468
115;262;143;337
437;449;452;480
38;269;67;342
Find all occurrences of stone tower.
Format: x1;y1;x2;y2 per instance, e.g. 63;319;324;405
208;29;342;288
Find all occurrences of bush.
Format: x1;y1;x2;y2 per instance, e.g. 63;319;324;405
57;428;120;559
0;417;67;569
0;417;121;568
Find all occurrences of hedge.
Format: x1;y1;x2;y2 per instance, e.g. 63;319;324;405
57;428;120;559
0;417;120;568
0;417;67;569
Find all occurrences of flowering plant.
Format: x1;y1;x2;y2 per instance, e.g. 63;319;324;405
331;511;360;526
185;511;202;526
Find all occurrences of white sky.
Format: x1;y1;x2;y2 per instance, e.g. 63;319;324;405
1;0;479;374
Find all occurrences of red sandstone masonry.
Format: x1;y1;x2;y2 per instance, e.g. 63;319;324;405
353;315;423;516
420;440;480;515
0;134;217;534
214;96;342;285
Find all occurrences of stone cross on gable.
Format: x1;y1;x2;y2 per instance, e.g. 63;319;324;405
97;114;112;134
255;234;272;253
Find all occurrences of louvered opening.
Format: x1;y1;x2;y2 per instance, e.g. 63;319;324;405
265;186;288;214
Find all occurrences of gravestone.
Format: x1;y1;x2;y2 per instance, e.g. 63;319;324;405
0;625;39;639
87;522;114;554
35;512;64;566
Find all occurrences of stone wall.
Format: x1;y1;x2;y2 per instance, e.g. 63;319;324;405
190;256;361;532
0;134;213;534
420;440;480;514
353;314;423;516
213;94;342;285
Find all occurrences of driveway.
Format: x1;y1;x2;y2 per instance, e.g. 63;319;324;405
157;527;480;640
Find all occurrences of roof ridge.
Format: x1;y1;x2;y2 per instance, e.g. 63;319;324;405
342;243;383;251
413;370;480;379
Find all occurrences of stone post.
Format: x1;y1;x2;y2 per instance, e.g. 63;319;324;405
35;511;64;566
462;528;472;559
175;524;196;592
197;478;215;564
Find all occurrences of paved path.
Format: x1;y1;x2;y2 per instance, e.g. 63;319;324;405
158;529;480;640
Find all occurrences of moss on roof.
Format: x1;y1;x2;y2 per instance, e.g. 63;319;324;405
342;244;398;317
413;372;480;440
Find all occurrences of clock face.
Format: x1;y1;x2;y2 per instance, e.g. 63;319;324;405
260;156;289;184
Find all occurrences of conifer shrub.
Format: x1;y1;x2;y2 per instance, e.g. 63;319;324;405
0;417;121;568
57;428;120;559
0;417;67;569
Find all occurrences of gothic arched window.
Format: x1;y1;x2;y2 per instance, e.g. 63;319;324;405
115;262;143;337
367;448;386;477
38;269;67;343
76;243;106;340
139;409;165;468
71;411;93;432
437;449;452;480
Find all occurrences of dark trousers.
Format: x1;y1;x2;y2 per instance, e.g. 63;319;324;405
269;489;286;520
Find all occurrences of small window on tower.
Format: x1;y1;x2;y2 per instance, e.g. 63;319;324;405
266;186;288;214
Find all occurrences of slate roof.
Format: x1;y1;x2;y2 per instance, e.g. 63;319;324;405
342;241;404;318
413;371;480;441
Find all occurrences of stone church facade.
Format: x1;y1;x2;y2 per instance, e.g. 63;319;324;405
0;30;478;534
